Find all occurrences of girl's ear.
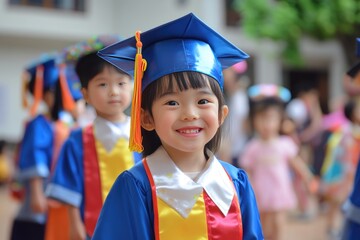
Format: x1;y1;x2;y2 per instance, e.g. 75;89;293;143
141;109;155;131
219;105;229;125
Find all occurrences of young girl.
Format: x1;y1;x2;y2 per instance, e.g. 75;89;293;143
46;36;141;239
10;53;81;240
92;13;263;240
241;84;315;240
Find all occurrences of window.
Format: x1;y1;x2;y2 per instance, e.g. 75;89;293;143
225;0;242;27
9;0;85;12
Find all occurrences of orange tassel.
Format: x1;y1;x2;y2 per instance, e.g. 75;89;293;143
59;63;76;112
129;31;147;152
21;71;29;109
30;65;44;116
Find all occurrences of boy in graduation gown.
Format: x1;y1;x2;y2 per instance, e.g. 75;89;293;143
44;58;84;240
46;36;142;239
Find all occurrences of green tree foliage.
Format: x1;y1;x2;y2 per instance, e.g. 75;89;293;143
235;0;360;65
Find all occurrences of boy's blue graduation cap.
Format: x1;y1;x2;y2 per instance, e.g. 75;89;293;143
97;13;249;152
357;38;360;57
98;13;249;91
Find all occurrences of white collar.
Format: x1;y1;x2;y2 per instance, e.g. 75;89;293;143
93;116;130;152
146;146;234;218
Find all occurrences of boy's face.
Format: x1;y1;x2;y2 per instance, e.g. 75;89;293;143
82;66;132;122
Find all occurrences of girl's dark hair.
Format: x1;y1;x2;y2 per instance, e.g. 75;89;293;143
75;52;114;88
141;71;226;158
27;75;54;96
249;97;285;117
28;75;58;120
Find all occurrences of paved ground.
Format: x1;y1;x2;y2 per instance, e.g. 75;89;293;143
0;184;341;240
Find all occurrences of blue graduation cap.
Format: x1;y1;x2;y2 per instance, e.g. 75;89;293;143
63;63;83;101
24;52;83;116
357;38;360;57
98;13;249;90
26;53;59;90
97;13;249;152
23;53;60;116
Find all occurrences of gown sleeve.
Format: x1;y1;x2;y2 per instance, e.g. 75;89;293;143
221;161;264;240
46;129;84;208
92;164;154;240
18;115;52;180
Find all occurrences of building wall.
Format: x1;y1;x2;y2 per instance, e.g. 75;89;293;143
0;0;347;142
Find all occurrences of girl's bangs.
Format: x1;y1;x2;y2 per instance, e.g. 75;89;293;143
154;72;211;98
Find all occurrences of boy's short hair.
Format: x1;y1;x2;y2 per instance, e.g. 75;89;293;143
75;52;125;88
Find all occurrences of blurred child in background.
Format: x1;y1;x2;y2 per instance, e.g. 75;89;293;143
10;53;80;240
46;36;141;240
319;96;360;239
44;53;85;240
241;84;316;240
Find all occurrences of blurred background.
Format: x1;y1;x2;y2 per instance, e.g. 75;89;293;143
1;0;359;239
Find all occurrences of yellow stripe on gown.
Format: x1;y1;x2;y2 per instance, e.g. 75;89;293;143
158;193;208;240
96;138;134;202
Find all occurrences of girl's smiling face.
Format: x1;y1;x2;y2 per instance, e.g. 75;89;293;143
141;75;228;158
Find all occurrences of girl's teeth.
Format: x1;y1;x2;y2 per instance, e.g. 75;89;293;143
180;129;199;134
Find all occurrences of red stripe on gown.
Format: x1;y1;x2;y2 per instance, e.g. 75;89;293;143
143;159;160;240
83;125;102;237
204;190;243;240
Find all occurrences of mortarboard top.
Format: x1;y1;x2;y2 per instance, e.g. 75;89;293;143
97;13;249;152
26;52;60;89
248;84;291;103
98;13;249;91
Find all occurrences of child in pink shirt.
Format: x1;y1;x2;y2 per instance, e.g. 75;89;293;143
241;84;315;240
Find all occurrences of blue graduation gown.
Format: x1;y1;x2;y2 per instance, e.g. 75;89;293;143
46;128;142;220
16;114;53;224
342;160;360;239
92;160;264;240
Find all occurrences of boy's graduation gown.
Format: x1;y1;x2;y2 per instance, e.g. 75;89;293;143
46;117;141;236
